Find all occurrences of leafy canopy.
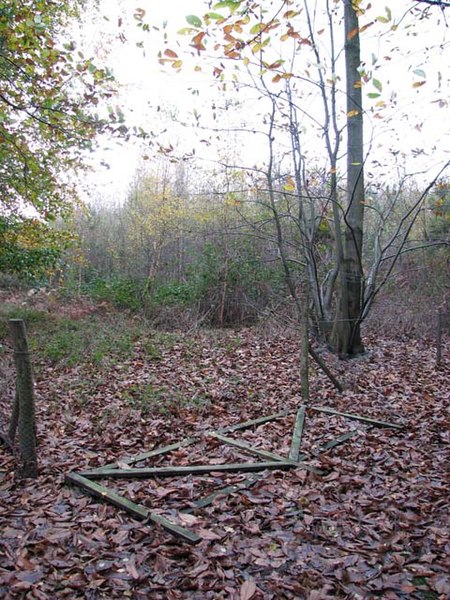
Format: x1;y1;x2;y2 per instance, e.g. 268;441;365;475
0;0;115;276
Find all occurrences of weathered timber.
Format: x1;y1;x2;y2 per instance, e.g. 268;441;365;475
183;476;260;513
86;412;290;475
210;432;289;463
289;406;306;462
66;472;201;544
308;345;343;392
209;431;322;475
8;388;19;442
310;406;403;429
9;319;37;478
86;438;198;474
81;461;296;480
312;430;358;455
218;410;290;435
436;309;443;367
66;472;148;518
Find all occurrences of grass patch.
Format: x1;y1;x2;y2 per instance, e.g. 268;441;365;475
0;304;51;353
0;297;197;371
140;331;182;360
0;304;49;336
33;315;140;366
123;382;210;416
0;309;143;368
0;304;49;324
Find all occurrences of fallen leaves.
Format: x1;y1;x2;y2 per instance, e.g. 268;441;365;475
240;578;257;599
0;299;449;597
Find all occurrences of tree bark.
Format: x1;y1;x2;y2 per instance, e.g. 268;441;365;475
331;0;365;356
300;285;309;403
8;319;37;478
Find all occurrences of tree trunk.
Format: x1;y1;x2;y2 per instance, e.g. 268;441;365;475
8;319;38;478
331;0;365;357
300;285;309;403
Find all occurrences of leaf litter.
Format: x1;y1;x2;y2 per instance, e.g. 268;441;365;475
0;314;449;598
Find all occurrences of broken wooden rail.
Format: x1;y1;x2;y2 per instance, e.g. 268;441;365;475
309;406;404;429
66;472;201;544
289;405;306;462
79;460;297;480
66;404;403;544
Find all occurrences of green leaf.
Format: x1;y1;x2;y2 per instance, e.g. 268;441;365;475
413;68;426;78
186;15;202;28
250;23;264;34
0;0;120;273
178;27;198;35
213;1;242;11
367;93;381;99
373;78;382;92
206;12;225;20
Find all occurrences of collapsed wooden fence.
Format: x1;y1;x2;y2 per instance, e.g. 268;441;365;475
66;406;403;544
0;319;408;542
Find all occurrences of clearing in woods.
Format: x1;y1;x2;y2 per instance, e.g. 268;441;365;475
0;292;449;599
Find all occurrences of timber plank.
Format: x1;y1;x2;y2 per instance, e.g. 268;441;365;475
80;461;296;480
209;432;322;475
84;411;290;476
85;438;198;475
210;432;289;463
218;410;290;435
84;410;289;474
66;472;201;544
183;476;260;513
312;430;359;455
289;405;306;462
310;406;403;429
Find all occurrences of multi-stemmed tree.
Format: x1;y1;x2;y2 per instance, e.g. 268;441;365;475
162;0;449;356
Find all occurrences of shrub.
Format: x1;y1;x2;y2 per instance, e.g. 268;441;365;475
80;277;143;311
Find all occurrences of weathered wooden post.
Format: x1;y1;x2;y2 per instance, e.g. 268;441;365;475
436;309;442;367
8;389;19;441
8;319;37;478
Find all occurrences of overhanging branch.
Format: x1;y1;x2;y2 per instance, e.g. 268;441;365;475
413;0;450;7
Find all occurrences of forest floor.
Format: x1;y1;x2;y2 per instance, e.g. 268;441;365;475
0;290;449;599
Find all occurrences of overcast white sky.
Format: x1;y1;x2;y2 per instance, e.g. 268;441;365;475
79;0;450;203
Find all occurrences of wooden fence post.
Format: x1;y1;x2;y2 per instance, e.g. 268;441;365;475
8;319;37;478
436;309;442;367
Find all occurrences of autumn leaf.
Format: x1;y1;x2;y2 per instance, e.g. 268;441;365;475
164;49;178;58
347;27;359;40
117;461;130;469
240;578;257;600
283;176;296;191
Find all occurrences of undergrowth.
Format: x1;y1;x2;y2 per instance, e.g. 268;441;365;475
0;301;186;368
123;382;211;416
